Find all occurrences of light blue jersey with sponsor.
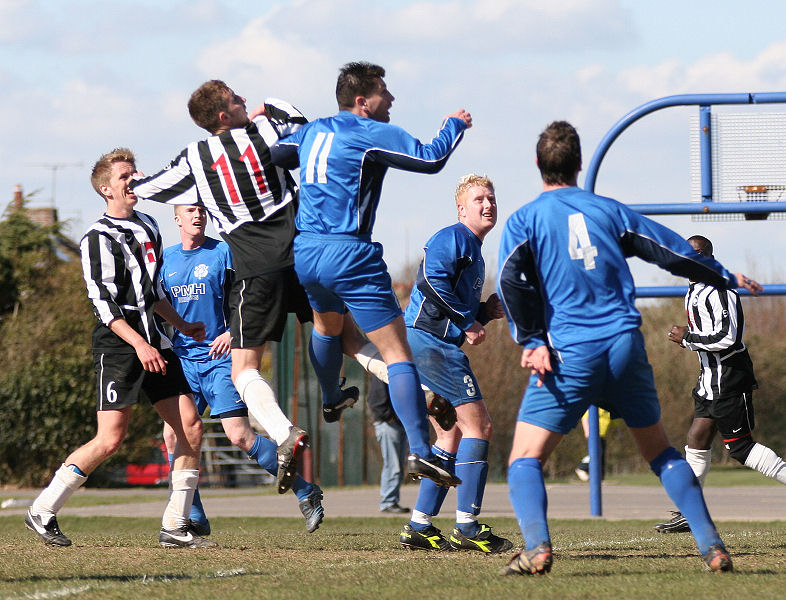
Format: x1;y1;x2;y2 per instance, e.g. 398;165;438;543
497;186;738;354
405;222;490;346
161;237;233;361
271;111;466;236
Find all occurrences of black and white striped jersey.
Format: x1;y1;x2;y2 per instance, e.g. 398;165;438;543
682;282;757;400
80;210;171;353
129;99;306;279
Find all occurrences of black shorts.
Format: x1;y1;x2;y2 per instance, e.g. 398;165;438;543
229;266;313;348
693;390;755;441
93;348;192;411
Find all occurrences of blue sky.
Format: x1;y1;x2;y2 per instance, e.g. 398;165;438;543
3;0;786;284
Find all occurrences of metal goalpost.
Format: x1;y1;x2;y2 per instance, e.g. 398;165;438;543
584;92;786;516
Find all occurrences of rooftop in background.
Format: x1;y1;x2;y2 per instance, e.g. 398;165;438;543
5;184;80;258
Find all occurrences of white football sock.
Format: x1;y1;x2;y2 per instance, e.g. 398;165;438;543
685;446;712;487
456;510;477;525
354;342;389;383
354;342;431;393
31;464;87;524
744;443;786;484
234;369;292;444
410;509;433;527
162;469;199;530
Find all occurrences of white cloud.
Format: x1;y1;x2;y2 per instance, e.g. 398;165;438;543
0;0;34;43
618;42;786;98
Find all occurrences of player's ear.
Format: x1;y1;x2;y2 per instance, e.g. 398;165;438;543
99;184;111;200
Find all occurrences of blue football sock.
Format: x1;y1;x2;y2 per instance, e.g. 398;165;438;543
190;487;207;523
248;434;313;501
387;361;431;458
413;445;456;522
508;457;550;551
651;446;722;554
455;438;489;537
65;464;86;477
308;331;343;407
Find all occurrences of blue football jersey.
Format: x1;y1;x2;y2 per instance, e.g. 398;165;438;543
405;223;490;346
271;111;466;236
497;186;737;352
161;237;233;360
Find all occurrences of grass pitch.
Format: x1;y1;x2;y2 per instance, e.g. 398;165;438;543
2;515;786;600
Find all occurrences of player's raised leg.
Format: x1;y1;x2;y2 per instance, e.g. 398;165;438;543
310;311;360;423
366;317;460;488
220;416;324;533
232;346;307;494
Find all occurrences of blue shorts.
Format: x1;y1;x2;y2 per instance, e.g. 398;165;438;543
179;355;247;418
407;327;481;407
294;233;401;333
518;329;660;434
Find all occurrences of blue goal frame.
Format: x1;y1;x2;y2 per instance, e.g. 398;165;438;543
584;92;786;516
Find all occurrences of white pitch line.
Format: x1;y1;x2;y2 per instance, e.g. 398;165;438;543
7;567;248;600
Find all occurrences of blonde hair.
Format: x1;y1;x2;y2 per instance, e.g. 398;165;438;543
455;174;494;216
90;147;136;199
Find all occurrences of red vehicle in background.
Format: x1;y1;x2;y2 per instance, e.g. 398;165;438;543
121;443;169;486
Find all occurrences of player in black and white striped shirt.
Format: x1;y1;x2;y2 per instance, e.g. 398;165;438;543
26;148;214;549
655;235;786;533
129;81;384;495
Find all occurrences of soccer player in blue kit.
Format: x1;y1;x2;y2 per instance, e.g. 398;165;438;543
160;204;324;534
399;174;512;554
270;62;471;487
496;121;763;575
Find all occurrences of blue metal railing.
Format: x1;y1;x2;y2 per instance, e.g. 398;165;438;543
583;92;786;517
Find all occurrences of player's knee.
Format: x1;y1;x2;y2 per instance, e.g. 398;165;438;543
434;426;460;449
177;418;203;453
479;416;493;440
95;432;125;458
726;435;756;464
224;427;253;450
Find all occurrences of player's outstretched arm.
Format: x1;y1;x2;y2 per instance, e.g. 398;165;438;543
445;109;472;128
521;345;552;388
154;299;206;342
734;273;763;295
248;102;267;120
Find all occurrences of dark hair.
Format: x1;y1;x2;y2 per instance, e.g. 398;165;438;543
687;235;713;257
336;62;386;110
188;80;232;133
536;121;582;185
